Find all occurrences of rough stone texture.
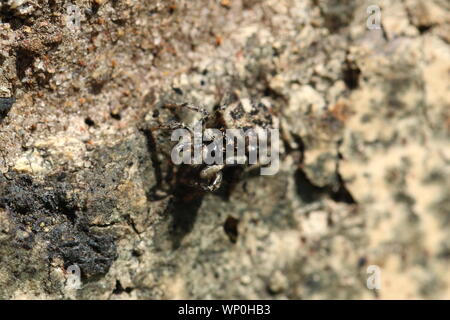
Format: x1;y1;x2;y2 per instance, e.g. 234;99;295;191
0;0;449;299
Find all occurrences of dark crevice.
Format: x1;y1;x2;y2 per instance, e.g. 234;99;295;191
282;132;306;163
404;2;434;36
124;214;141;235
58;197;78;224
15;48;36;80
295;168;356;205
330;173;356;204
0;98;15;120
295;169;325;203
84;117;96;127
381;23;388;41
223;215;239;243
112;280;134;294
110;111;121;120
343;57;361;90
0;7;30;30
89;81;105;95
417;24;433;34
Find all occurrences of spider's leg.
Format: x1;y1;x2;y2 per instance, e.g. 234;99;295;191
206;171;223;192
200;164;225;180
219;91;239;109
180;102;211;125
180;102;209;116
164;102;210;124
144;120;185;132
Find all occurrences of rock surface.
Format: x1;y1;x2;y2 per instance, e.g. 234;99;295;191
0;0;449;299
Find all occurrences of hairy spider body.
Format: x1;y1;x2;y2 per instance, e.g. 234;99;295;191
142;95;280;196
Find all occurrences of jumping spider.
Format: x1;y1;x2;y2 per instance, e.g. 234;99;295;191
142;94;280;197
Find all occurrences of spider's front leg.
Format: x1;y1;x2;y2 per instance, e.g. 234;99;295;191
179;102;209;116
164;102;211;125
199;164;225;192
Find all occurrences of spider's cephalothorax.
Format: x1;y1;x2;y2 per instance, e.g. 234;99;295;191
142;95;280;197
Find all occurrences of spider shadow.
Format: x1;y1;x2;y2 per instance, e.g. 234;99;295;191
168;184;205;250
